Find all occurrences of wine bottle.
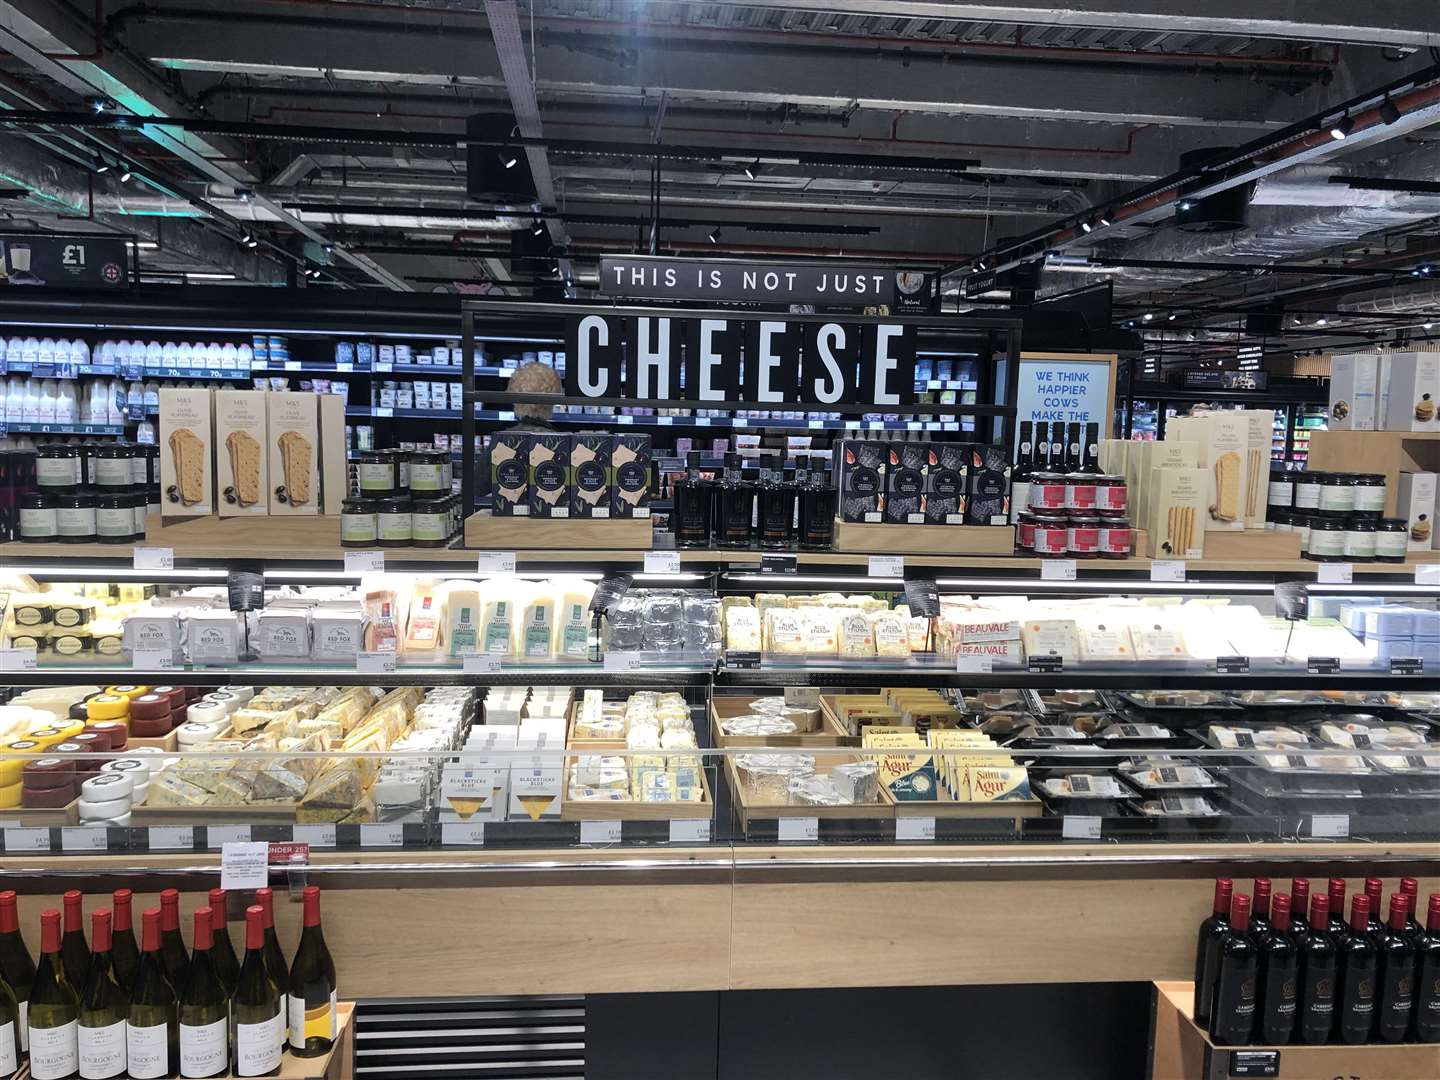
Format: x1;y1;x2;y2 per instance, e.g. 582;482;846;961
1210;893;1259;1045
1327;878;1348;936
796;464;837;550
1363;878;1385;939
158;891;189;994
29;909;79;1080
77;910;127;1080
1065;422;1082;473
1193;878;1233;1028
1413;893;1440;1042
177;908;228;1079
1296;893;1337;1045
206;892;239;997
287;886;336;1057
253;890;288;1001
1337;895;1379;1045
0;946;19;1079
1010;420;1035;512
1047;423;1064;473
1375;893;1417;1043
1032;421;1050;472
231;906;282;1077
127;908;178;1080
1250;878;1274;941
60;892;89;991
1079;421;1102;474
1289;878;1311;937
1257;894;1299;1045
1398;878;1424;945
672;450;712;548
715;453;756;548
109;892;139;996
0;891;35;1054
757;456;795;550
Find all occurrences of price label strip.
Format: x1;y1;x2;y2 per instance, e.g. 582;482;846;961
1215;656;1250;675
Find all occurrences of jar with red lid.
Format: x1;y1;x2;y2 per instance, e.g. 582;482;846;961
1015;511;1037;552
1064;473;1098;512
1067;515;1102;558
1028;473;1067;511
1098;519;1132;559
1094;475;1128;516
1032;511;1070;557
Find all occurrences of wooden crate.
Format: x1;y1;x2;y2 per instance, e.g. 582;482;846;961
835;520;1014;555
130;800;299;826
1139;526;1301;562
558;758;714;821
725;751;891;829
1;798;80;826
710;695;852;748
1308;429;1440;518
465;509;652;551
881;783;1043;823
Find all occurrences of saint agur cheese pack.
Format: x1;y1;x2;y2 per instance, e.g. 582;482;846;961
265;391;320;515
159;387;213;515
213;390;268;517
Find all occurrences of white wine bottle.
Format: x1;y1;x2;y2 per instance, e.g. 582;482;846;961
177;909;227;1079
77;910;127;1080
157;891;189;996
231;906;282;1077
206;891;239;997
0;949;20;1079
253;888;287;1045
0;891;35;1055
286;886;336;1057
109;892;139;995
127;908;177;1080
28;909;79;1080
60;892;89;992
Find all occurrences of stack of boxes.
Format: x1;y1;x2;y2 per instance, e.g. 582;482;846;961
835;439;1011;526
1328;350;1440;432
435;686;572;824
1339;603;1440;667
488;432;651;519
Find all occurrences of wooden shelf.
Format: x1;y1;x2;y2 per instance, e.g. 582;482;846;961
1308;429;1440;517
464;509;652;550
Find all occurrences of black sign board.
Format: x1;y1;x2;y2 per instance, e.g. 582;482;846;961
1;233;129;288
1391;657;1424;675
1306;656;1340;675
1028;654;1064;674
726;650;762;670
760;555;797;575
599;256;897;306
1226;1049;1280;1078
1273;581;1307;621
903;577;941;618
1215;656;1250;675
587;572;633;616
1181;370;1269;391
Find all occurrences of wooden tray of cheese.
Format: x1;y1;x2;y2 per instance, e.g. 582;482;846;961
725;751;891;827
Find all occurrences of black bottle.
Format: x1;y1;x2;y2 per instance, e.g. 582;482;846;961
1047;423;1064;472
1363;878;1385;941
1211;893;1259;1046
673;451;712;548
1194;878;1233;1029
1010;420;1036;513
715;453;756;548
1327;878;1348;936
796;464;837;550
1064;422;1083;472
1079;421;1102;474
1399;879;1424;947
1289;879;1311;938
1337;895;1379;1044
1297;893;1338;1045
1032;421;1051;471
757;456;796;550
1250;878;1274;942
1258;893;1299;1045
1414;892;1440;1042
1376;893;1417;1043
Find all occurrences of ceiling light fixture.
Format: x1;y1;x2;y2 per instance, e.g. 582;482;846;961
708;228;720;244
1142;312;1153;322
1099;215;1112;228
1316;317;1328;326
118;165;132;183
1178;200;1194;212
235;189;253;203
500;151;518;170
1330;114;1355;141
976;258;987;270
1380;97;1402;125
531;217;545;237
1425;321;1435;330
93;154;110;174
744;159;762;180
1079;221;1092;233
1167;312;1177;321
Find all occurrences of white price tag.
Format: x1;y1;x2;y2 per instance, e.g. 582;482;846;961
335;361;353;372
292;824;336;848
356;651;397;674
360;823;404;848
61;826;109;852
131;648;174;671
0;647;38;671
955;655;994;674
147;826;194;850
133;547;174;570
462;652;502;674
3;827;50;852
1416;563;1440;585
644;551;682;574
1062;816;1103;840
868;555;904;578
373;406;393;417
603;651;643;673
343;550;384;573
580;820;622;845
476;550;517;574
616;414;634;425
895;817;936;842
218;840;269;890
1311;814;1350;839
440;822;486;846
808;419;824;429
1150;560;1186;583
207;825;251;849
778;817;820;843
1041;559;1078;581
668;819;711;844
1317;563;1354;584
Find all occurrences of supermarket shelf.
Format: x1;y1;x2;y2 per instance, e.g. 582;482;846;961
342;404;973;431
3;661;716;687
0;421;126;435
0;362;252;381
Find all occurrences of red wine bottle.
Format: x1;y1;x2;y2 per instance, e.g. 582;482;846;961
206;892;238;998
1211;894;1259;1045
1193;878;1233;1028
1337;895;1379;1045
157;891;189;995
1289;879;1311;936
1413;893;1440;1042
1376;893;1417;1043
1296;893;1337;1045
1250;878;1274;941
60;892;89;991
1257;894;1299;1045
1398;878;1424;945
1327;878;1348;936
1363;878;1385;939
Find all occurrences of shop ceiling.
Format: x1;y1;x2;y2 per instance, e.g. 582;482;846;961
0;0;1438;357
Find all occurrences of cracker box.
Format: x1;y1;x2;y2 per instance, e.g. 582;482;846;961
838;440;886;522
884;442;928;524
1381;352;1440;432
1396;471;1438;550
213;390;268;517
610;433;651;518
1147;466;1208;559
489;431;530;516
570;433;611;518
264;391;320;515
924;442;968;524
1327;351;1379;430
528;433;571;519
965;442;1012;525
159;387;214;516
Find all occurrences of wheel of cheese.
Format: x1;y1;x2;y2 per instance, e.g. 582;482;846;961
130;780;149;804
89;721;128;750
229;686;256;703
176;721;222;748
126;746;165;758
128;694;172;724
201;692;242;715
104;685;151;700
67;701;91;723
69;732;108;752
0;782;21;809
79;794;132;820
85;694;130;722
150;687;189;725
129;716;171;739
22;782;75;808
102;758;151;780
80;726;115;752
26;727;68;749
185;701;227;727
23;757;76;789
82;772;133;802
55;719;85;740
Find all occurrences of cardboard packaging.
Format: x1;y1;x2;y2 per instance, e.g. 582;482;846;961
213;390;268;517
884;442;928;524
1147;466;1207;558
1395;470;1438;550
265;391;320;515
610;433;651;518
489;431;530;516
838;440;886;523
1381;351;1440;432
1128;439;1197;531
317;392;348;514
924;443;967;524
570;433;611;518
528;433;571;518
1327;351;1379;430
159;387;214;516
1168;415;1248;532
964;443;1012;525
1239;409;1275;529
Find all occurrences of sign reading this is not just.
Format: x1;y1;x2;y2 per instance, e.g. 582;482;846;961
599;255;900;305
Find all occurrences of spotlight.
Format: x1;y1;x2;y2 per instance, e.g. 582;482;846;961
1426;322;1435;330
1292;315;1303;325
322;244;334;255
976;259;987;270
241;233;258;249
89;97;113;114
1099;215;1112;228
1080;221;1092;233
118;166;132;183
1315;317;1328;326
1178;200;1194;212
93;154;110;174
1330;115;1355;141
235;189;253;203
1380;97;1402;125
744;159;761;181
708;228;720;244
531;217;545;237
1167;312;1177;321
500;151;518;170
1142;312;1154;322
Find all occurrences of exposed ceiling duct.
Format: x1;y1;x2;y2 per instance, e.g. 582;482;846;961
1338;283;1440;316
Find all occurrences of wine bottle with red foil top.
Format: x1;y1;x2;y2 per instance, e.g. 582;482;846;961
1257;893;1299;1045
109;892;139;995
1414;893;1440;1042
1337;895;1379;1045
0;891;35;1055
1289;879;1311;937
1327;878;1348;936
77;910;127;1080
158;891;189;995
60;892;89;991
1193;878;1233;1028
1376;893;1417;1043
1250;878;1274;941
207;892;239;997
231;906;282;1078
127;908;178;1080
178;908;228;1079
1210;894;1259;1045
28;909;79;1080
1398;878;1424;946
0;939;19;1078
1296;893;1338;1045
286;886;336;1057
253;890;287;1001
1010;421;1036;513
1363;878;1385;939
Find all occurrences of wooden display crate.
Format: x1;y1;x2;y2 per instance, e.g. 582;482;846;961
1150;981;1439;1079
1139;526;1301;562
711;695;852;748
725;751;890;829
130;799;300;826
558;758;714;821
834;520;1014;555
464;509;652;550
881;782;1043;823
1;799;80;826
1308;429;1440;518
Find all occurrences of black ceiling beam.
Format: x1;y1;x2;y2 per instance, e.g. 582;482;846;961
1330;176;1440;194
1093;256;1421;280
